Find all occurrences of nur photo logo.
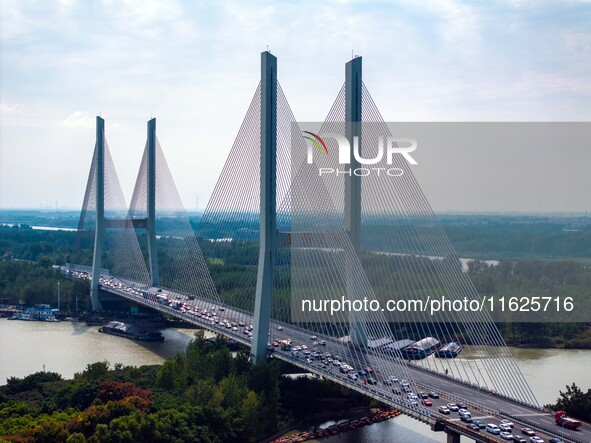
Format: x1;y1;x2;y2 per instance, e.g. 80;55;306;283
301;128;418;177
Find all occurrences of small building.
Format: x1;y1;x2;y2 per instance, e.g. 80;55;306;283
401;337;441;360
383;339;415;357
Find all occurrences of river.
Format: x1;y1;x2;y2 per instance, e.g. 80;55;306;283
1;319;589;443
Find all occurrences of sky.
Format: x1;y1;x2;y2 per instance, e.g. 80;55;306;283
1;0;590;213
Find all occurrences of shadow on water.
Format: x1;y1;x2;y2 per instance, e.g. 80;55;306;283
68;322;92;336
120;327;198;360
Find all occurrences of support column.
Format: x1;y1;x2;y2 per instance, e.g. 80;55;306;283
252;51;277;363
146;118;160;286
445;429;461;443
345;57;366;348
91;116;105;312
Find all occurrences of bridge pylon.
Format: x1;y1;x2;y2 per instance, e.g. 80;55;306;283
345;56;367;348
87;117;160;311
251;51;277;363
90;116;105;312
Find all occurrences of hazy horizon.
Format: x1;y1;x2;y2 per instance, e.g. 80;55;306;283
1;1;590;213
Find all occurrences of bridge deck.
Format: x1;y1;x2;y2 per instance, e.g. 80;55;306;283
63;267;590;443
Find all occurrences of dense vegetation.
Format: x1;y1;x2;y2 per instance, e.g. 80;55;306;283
0;260;89;311
546;383;591;423
1;216;590;348
469;259;591;348
0;331;367;442
2;212;589;260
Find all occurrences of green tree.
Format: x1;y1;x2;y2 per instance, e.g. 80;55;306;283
546;382;591;422
217;375;246;411
66;432;87;443
241;390;264;442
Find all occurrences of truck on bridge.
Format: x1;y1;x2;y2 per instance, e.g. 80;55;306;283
555;410;581;430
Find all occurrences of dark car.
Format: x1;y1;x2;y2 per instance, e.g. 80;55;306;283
467;423;480;431
456;402;467;409
549;439;564;443
521;429;535;436
460;415;473;423
429;392;439;399
392;388;402;395
419;392;429;399
473;420;486;429
366;377;377;385
512;437;527;443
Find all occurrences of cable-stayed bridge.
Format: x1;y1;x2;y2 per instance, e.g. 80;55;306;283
66;52;589;443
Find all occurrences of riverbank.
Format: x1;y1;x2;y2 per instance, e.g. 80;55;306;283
1;320;590;443
269;408;402;443
2;319;591;404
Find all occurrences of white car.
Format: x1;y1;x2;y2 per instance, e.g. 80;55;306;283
446;403;459;411
530;437;544;443
499;424;512;432
500;419;514;428
500;432;514;440
486;424;500;435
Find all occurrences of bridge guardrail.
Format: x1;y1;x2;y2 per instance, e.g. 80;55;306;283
498;410;586;443
382;349;547;413
66;269;580;443
276;352;437;425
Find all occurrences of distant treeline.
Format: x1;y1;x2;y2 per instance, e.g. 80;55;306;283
0;260;90;311
468;259;591;348
443;222;591;259
1;223;590;348
3;212;589;259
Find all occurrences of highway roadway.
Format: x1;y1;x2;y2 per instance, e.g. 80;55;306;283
63;266;590;443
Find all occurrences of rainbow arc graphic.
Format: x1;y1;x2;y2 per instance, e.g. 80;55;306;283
302;131;328;155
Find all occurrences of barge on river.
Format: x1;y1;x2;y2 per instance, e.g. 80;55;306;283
98;321;164;342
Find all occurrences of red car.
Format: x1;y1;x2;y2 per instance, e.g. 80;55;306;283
422;399;433;406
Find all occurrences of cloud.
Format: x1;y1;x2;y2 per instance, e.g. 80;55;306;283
1;1;590;210
0;102;20;114
61;111;95;128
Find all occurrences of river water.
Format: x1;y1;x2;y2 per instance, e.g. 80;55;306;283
1;319;589;442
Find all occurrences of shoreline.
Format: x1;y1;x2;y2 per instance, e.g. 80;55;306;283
264;407;401;443
1;315;589;350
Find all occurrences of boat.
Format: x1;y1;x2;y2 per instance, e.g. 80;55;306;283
98;321;164;342
435;341;463;358
15;305;60;322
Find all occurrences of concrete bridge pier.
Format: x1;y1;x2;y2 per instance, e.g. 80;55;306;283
445;429;461;443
